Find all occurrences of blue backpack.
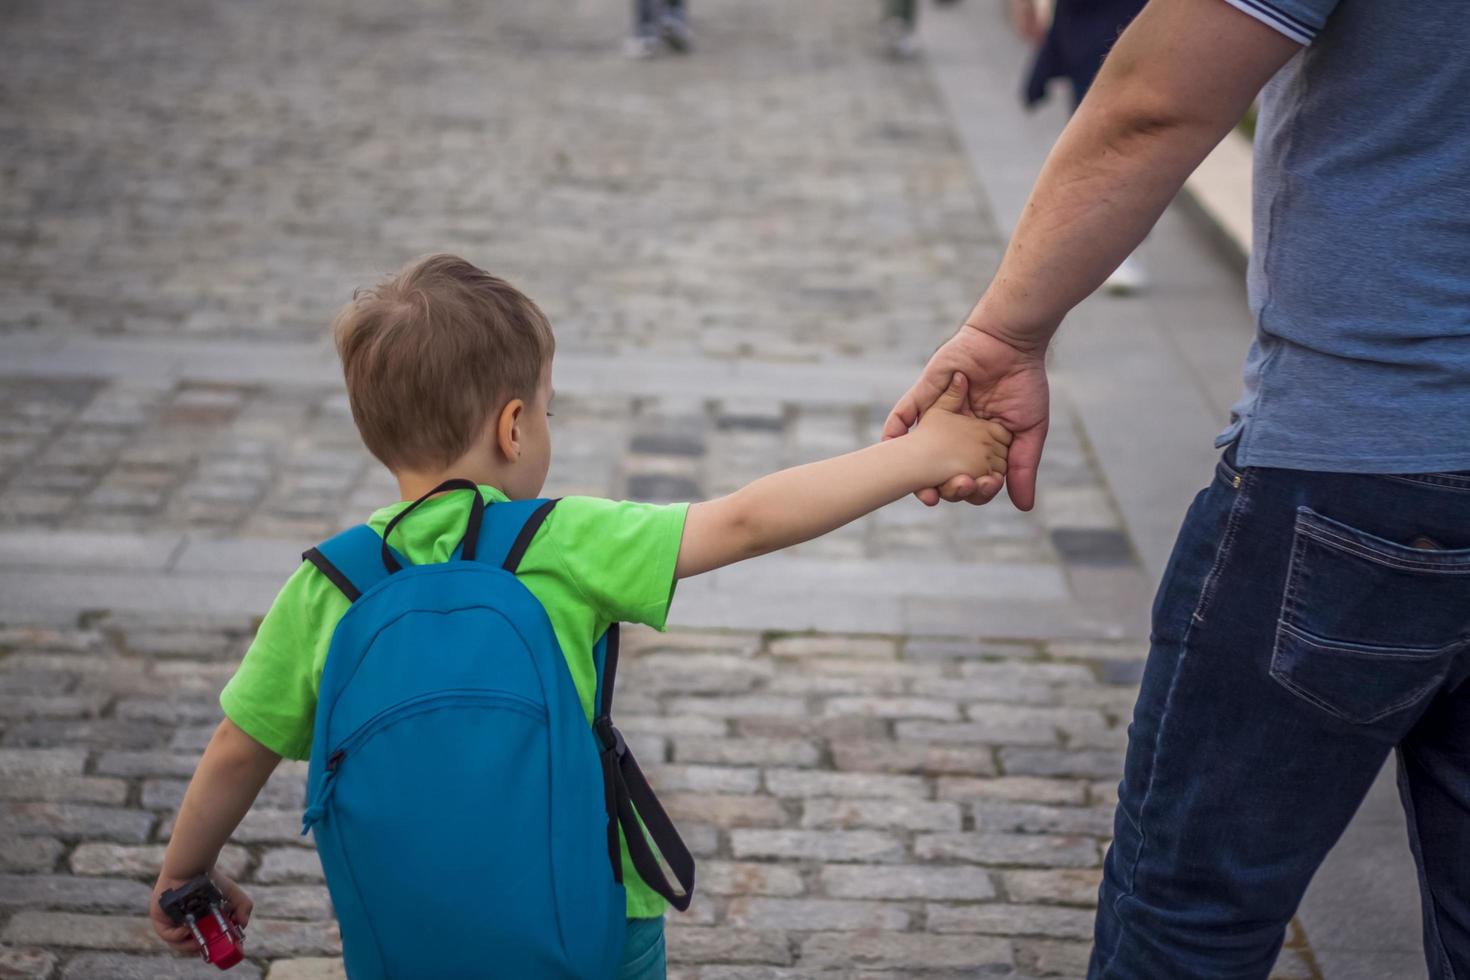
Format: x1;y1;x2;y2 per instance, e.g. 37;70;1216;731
299;480;695;979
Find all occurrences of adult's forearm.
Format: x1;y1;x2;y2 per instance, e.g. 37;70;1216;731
973;104;1223;345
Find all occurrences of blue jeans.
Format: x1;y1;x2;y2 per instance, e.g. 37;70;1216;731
618;917;665;980
1091;448;1470;979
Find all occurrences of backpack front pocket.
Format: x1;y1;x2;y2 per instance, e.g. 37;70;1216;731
1269;508;1470;728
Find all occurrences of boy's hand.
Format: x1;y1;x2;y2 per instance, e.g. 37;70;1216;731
911;373;1012;491
150;869;252;956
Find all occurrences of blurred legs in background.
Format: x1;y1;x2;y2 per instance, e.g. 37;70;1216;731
627;0;692;59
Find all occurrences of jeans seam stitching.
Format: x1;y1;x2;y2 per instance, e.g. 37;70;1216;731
1396;747;1459;979
1105;473;1251;977
1276;621;1466;661
1385;473;1470;493
1300;523;1470;573
1190;468;1252;625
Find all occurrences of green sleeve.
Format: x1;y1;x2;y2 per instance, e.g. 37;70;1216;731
547;497;688;630
219;563;350;760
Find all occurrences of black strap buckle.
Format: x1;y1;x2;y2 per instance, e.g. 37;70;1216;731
594;716;625;759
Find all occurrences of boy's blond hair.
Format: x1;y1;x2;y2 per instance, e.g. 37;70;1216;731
332;254;555;472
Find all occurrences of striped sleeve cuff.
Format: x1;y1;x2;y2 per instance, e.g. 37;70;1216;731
1220;0;1318;44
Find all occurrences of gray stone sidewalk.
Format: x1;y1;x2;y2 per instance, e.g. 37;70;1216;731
0;0;1346;977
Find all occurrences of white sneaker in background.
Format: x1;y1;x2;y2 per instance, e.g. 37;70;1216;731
660;12;694;52
1104;253;1149;295
623;34;660;60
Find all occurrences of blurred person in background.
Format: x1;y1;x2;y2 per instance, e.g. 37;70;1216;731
626;0;693;59
880;0;964;60
1015;0;1150;293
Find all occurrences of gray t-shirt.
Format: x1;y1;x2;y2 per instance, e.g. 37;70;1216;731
1216;0;1470;472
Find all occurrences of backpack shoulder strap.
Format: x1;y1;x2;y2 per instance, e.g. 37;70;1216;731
469;498;559;573
303;525;406;602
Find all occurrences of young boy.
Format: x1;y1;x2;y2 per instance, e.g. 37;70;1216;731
149;254;1009;977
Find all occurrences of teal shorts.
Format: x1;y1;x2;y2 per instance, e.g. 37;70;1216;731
618;917;666;980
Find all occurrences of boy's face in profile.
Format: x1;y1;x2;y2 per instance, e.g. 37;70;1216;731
502;359;554;501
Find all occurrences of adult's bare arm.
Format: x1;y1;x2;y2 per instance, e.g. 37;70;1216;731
886;0;1301;510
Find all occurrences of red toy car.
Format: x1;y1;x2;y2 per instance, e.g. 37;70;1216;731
159;875;245;969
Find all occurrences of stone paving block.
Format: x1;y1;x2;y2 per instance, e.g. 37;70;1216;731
829;740;997;777
957;662;1097;685
622;653;771;696
799;932;1012;970
1002;869;1104;907
665;927;793;966
3;718;171;751
735;716;888;740
1000;747;1125;779
823;697;959;721
970;802;1117;837
1016;938;1094;977
763;770;926;801
927;902;1095;939
0;694;110;720
663;794;790;829
265;959;345;980
800;799;961;833
764;671;909;697
936;776;1088;806
727;897;911;932
252;848;324;885
616;715;729;739
666;696;809;719
674;737;821;769
0;836;64;873
0;873;151;912
646;766;763;796
768;636;897;659
0;911;156;951
696;862;805;898
894;719;1058;748
914;832;1100;868
250;885;334;921
904;639;1041;661
0;776;128;805
62;953;264;980
0;748;87;776
69;843;250;881
0;802;153;843
237;919;342;958
730;831;905;864
820;865;996;902
0;945;57;980
94;752;203;778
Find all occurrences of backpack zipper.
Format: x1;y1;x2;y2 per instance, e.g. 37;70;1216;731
302;690;545;833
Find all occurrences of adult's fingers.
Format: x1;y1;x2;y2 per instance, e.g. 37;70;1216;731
1001;422;1048;511
916;486;942;507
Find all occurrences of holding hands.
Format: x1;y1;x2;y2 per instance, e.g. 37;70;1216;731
886;322;1049;510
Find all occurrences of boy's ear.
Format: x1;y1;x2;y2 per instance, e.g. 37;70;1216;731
495;399;525;461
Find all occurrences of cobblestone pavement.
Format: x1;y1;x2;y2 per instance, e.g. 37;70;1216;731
0;0;1320;978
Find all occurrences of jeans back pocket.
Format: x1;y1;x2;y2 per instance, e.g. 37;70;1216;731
1270;507;1470;726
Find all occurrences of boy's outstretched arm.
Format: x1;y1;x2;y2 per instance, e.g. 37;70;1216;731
149;718;280;953
675;374;1008;578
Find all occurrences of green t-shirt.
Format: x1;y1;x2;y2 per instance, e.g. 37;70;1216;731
220;486;688;919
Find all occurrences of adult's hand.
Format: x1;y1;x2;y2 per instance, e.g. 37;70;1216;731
883;322;1049;510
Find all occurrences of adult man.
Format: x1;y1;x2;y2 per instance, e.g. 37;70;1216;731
886;0;1470;975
